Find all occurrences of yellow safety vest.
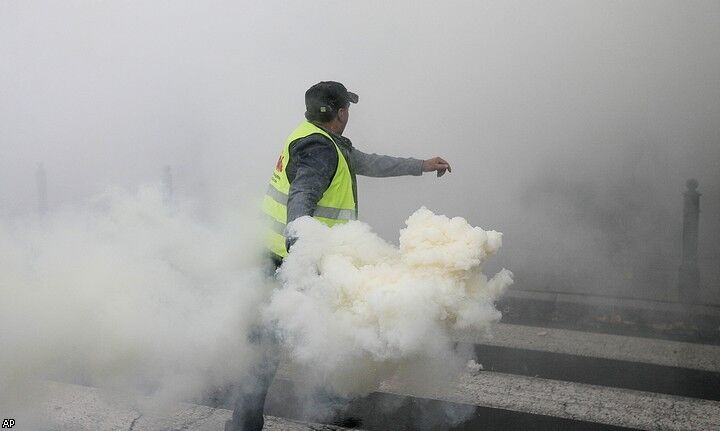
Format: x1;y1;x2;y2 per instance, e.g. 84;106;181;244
262;121;356;258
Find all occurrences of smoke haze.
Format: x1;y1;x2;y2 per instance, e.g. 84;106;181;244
1;2;720;428
2;1;718;302
0;185;272;425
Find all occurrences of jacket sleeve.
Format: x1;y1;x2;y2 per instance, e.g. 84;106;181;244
286;136;338;226
349;148;424;177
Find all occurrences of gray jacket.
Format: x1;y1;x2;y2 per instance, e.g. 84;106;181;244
285;125;423;229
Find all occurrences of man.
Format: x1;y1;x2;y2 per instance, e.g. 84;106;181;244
264;81;451;263
228;81;451;431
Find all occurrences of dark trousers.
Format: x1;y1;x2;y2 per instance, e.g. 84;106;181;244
225;255;359;430
225;256;282;431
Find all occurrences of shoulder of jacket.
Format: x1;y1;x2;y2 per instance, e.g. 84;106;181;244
288;135;338;163
290;133;335;151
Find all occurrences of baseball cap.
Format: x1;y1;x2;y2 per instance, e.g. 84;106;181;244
305;81;359;114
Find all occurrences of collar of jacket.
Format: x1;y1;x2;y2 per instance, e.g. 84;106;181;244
311;122;354;149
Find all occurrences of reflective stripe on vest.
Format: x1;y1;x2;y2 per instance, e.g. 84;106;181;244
265;186;356;220
262;121;356;258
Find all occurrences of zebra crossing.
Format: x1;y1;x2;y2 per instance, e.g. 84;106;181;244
38;380;358;431
262;322;720;430
39;299;720;430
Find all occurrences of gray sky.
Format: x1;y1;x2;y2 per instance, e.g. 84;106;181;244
1;1;719;300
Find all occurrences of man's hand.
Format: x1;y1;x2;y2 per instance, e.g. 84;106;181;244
422;157;452;177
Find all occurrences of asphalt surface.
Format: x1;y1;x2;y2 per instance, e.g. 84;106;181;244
497;289;720;344
37;381;360;431
31;322;720;431
378;371;720;430
454;322;720;371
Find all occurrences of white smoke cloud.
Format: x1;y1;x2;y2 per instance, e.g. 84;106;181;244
264;207;513;397
1;189;511;430
0;185;272;415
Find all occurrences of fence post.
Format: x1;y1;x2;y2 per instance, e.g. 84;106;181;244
163;165;173;203
678;179;700;302
36;163;47;215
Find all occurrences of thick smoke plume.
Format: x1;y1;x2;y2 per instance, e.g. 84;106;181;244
265;207;513;396
1;188;510;428
0;185;271;417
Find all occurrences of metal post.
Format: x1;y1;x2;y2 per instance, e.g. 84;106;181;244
162;165;173;203
678;179;700;302
36;163;47;215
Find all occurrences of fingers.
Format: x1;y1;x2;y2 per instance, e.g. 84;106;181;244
423;157;452;175
434;157;450;176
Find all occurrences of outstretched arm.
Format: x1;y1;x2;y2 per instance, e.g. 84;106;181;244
350;148;451;177
349;148;423;177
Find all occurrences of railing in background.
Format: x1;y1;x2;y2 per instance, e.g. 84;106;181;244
163;165;173;204
33;164;176;214
678;179;701;303
26;165;716;304
36;162;47;215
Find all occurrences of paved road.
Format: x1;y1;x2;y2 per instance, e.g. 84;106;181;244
32;323;720;431
37;381;360;431
454;322;720;371
379;371;720;430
